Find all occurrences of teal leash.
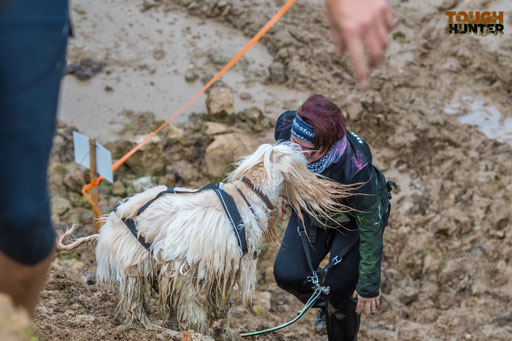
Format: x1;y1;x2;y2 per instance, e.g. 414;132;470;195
240;285;326;337
240;223;339;337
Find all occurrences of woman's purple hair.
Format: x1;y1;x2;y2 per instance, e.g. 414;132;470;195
298;94;347;152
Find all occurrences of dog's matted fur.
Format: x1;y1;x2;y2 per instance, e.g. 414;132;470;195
57;142;355;335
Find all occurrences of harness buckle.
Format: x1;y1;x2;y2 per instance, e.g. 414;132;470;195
306;275;319;285
331;255;342;266
320;285;330;295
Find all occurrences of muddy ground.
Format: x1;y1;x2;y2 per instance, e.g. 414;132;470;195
7;0;512;340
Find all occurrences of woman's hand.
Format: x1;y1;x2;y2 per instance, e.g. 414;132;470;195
353;290;380;318
325;0;394;86
279;198;289;218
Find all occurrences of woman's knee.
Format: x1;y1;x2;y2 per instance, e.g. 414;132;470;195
273;258;308;291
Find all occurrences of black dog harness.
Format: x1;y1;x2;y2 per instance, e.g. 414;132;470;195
114;183;249;256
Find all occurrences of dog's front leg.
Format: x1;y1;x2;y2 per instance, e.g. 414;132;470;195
176;281;209;334
160;267;209;335
118;273;154;329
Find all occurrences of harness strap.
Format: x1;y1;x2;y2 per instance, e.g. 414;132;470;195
234;185;256;216
136;183;218;216
214;187;248;255
116;183;248;255
297;222;359;284
297;225;317;280
319;234;359;274
121;217;153;252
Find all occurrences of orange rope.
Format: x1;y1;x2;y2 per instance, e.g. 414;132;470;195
82;0;296;221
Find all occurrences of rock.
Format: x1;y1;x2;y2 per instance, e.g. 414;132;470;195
204;122;235;136
496;308;512;326
251;291;272;317
111;181;126;197
260;117;272;129
396;287;419;306
430;207;471;236
166;124;185;141
240;92;252;101
64;58;104;81
253;291;272;311
132;176;153;190
237;107;266;132
268;61;286;84
439;258;468;284
344;102;364;121
415;308;440;323
437;0;459;11
204;133;260;178
153;48;165;60
206;87;234;120
184;67;199;82
158;173;176;187
238;107;263;125
51;127;75;163
167;161;200;183
84;272;96;285
52;197;71;216
63;168;87;193
71;207;93;225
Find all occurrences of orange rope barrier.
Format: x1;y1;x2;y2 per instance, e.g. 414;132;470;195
82;0;296;223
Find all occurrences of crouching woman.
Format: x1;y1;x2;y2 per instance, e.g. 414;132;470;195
273;94;392;340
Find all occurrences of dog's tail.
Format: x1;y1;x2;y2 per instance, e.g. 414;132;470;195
56;224;98;252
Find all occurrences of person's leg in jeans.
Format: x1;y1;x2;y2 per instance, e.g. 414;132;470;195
0;0;69;315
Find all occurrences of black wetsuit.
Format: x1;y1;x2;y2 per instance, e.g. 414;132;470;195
273;111;391;340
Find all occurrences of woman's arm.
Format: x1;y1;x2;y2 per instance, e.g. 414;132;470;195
345;166;384;299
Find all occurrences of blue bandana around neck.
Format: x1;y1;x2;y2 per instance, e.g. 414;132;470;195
291;114;314;143
306;136;348;174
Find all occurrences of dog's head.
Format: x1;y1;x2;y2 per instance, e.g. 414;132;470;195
228;142;354;228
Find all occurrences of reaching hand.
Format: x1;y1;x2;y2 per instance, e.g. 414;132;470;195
353;290;380;319
325;0;394;87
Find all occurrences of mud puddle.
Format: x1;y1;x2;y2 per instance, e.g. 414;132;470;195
59;0;307;142
444;95;512;147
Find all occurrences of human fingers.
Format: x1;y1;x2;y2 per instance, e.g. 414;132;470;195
383;5;394;30
330;26;345;55
376;15;390;51
365;300;372;318
344;29;369;86
352;290;358;299
279;206;285;218
370;298;376;315
376;296;380;308
356;298;363;315
362;23;383;68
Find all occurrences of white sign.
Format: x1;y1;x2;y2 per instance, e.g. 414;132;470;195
72;131;114;183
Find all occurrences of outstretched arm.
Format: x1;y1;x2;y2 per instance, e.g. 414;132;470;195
325;0;394;86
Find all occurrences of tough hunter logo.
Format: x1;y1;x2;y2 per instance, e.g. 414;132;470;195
445;11;504;36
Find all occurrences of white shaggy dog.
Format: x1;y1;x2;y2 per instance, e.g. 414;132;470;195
57;142;353;336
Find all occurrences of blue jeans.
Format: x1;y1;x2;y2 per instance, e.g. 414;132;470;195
0;0;69;264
